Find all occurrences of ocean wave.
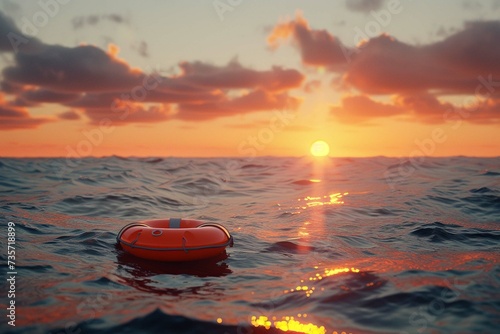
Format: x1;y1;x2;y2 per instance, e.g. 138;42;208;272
2;156;499;334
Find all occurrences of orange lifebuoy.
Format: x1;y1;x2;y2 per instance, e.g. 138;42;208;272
117;218;233;262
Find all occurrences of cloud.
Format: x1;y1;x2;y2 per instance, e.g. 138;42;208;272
61;58;304;124
332;93;500;125
133;40;149;58
394;94;457;124
0;80;23;94
345;0;385;13
0;11;24;51
3;44;144;92
345;22;500;94
72;14;129;30
270;14;500;123
0;97;51;129
269;15;500;95
177;59;304;91
83;103;171;125
0;9;305;129
58;110;81;120
474;98;500;123
267;12;350;70
177;90;301;121
21;88;81;103
330;95;405;124
0;11;43;53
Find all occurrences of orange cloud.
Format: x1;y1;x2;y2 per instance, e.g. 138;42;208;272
177;90;301;121
58;110;81;120
84;103;171;125
331;95;405;124
270;14;500;123
177;60;304;92
332;94;500;125
0;99;51;130
267;11;350;69
269;16;500;96
0;10;305;129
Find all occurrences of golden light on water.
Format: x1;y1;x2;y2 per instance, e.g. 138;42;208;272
284;267;361;298
297;192;348;209
251;315;326;334
250;267;360;334
310;141;330;157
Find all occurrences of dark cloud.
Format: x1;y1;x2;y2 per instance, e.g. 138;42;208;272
0;80;23;94
3;44;144;92
133;40;149;58
83;104;171;125
394;94;457;124
270;14;500;124
177;90;301;121
0;11;23;51
269;15;500;94
0;10;302;129
65;92;120;109
345;22;500;94
63;58;304;123
67;89;223;110
0;100;51;130
0;11;43;53
268;12;349;70
72;14;129;30
7;96;37;107
87;15;100;26
345;0;385;13
434;25;457;38
58;110;80;120
107;14;126;24
178;60;304;91
21;88;81;103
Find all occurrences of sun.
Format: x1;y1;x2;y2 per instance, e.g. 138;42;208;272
310;140;330;157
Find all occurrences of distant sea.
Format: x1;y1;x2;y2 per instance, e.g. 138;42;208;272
1;156;499;334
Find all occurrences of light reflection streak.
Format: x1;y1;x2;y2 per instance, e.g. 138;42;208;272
297;192;348;209
250;267;360;334
251;314;327;334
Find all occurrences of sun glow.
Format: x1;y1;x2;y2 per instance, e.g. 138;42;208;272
310;141;330;157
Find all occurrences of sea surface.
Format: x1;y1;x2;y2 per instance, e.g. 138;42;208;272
1;156;499;334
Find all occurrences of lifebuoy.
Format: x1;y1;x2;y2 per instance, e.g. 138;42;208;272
117;218;233;262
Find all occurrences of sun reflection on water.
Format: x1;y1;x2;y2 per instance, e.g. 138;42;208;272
297;192;348;209
251;314;327;334
250;267;360;334
284;267;361;298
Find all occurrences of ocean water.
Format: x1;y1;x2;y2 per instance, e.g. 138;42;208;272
0;156;499;334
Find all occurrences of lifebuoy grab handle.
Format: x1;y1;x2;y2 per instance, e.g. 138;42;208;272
116;223;149;243
198;223;234;247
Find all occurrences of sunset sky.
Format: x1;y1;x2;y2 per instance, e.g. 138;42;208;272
0;0;499;157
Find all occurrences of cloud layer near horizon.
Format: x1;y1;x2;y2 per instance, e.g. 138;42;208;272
0;11;304;129
268;12;500;124
0;10;499;130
